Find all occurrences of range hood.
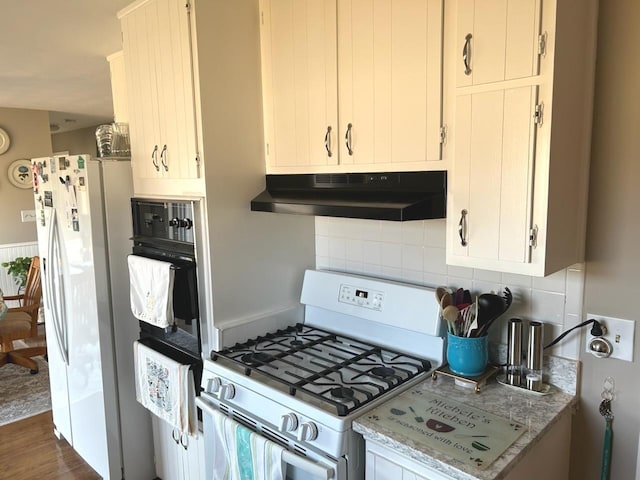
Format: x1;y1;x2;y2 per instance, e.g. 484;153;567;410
251;171;446;221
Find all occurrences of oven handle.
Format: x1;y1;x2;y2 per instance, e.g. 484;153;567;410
196;396;335;480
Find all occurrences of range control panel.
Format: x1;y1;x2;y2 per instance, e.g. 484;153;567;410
338;284;384;311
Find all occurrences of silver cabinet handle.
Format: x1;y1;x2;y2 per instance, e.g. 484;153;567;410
160;144;168;172
463;34;472;76
458;209;468;246
171;429;180;444
324;126;333;157
345;123;353;155
151;145;159;171
180;433;189;450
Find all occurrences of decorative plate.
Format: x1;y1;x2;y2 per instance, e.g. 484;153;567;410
7;158;33;189
0;127;10;155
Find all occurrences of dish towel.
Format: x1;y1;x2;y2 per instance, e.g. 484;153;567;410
211;408;285;480
128;254;175;328
134;340;194;434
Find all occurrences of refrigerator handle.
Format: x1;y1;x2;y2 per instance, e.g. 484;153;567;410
47;209;69;366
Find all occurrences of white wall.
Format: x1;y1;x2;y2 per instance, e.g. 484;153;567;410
315;217;585;361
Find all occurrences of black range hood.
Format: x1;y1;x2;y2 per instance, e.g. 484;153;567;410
251;171;446;221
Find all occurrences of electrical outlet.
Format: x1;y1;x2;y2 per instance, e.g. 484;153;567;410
585;314;635;361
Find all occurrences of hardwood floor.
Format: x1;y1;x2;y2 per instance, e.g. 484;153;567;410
0;411;100;479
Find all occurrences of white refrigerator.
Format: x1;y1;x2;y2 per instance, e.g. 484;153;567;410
31;154;154;479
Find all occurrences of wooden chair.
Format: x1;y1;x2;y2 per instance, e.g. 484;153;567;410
0;256;46;374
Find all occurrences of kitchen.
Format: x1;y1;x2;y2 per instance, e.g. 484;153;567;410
0;0;638;479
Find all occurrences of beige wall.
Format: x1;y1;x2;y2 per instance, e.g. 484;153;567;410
51;125;99;157
573;1;640;478
0;108;52;244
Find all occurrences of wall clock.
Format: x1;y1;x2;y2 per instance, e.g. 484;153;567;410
0;127;10;155
7;159;33;189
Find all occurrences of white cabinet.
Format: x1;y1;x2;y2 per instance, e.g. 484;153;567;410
446;0;598;276
152;416;205;480
107;51;129;123
260;0;444;174
455;0;543;87
119;0;202;195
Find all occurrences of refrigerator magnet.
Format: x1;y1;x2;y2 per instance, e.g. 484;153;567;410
77;156;85;169
71;209;80;232
44;191;53;207
77;176;86;191
58;156;67;170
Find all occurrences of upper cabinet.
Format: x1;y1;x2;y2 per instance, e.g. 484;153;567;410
260;0;445;174
456;0;543;87
119;0;202;196
446;0;599;276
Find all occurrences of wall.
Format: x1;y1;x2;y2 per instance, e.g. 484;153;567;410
51;125;99;156
0;107;52;244
316;218;585;361
572;1;640;478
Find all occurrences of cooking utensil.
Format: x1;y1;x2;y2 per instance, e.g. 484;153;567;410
466;297;479;337
409;406;424;423
443;305;460;335
454;288;464;306
435;286;448;305
475;288;514;337
440;291;453;309
460;304;473;336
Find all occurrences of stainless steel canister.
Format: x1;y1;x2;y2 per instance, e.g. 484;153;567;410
526;321;544;391
506;318;523;386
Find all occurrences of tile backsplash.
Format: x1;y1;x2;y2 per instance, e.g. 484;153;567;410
315;217;585;360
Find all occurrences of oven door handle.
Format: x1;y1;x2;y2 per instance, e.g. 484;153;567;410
195;396;336;480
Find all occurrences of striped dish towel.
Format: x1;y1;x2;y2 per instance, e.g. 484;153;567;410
211;408;284;480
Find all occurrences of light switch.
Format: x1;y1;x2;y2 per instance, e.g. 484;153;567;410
21;210;36;222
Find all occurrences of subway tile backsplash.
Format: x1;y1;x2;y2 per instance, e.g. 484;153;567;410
315;217;585;360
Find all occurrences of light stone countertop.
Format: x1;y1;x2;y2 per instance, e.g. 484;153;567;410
353;356;579;480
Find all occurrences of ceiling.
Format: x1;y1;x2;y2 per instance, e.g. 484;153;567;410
0;0;133;133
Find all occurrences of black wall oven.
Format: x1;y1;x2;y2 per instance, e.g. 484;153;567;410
130;198;202;389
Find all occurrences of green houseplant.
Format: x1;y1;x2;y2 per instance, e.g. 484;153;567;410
1;256;33;288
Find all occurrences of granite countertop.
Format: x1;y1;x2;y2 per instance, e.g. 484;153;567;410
353;356;579;480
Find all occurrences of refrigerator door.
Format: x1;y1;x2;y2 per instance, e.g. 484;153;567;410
55;155;116;478
34;158;73;444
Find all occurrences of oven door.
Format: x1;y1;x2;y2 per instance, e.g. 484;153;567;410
196;393;344;480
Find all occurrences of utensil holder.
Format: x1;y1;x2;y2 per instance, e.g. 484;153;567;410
446;332;488;377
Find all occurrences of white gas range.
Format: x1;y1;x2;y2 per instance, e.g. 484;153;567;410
196;269;445;479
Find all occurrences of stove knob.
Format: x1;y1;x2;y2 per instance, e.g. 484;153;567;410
219;384;236;400
280;413;298;433
206;377;222;394
297;422;318;442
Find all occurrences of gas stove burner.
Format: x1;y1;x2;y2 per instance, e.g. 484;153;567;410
290;339;304;346
240;352;274;366
370;366;396;378
330;387;355;401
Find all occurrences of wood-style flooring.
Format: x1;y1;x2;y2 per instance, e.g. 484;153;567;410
0;411;100;479
0;324;100;479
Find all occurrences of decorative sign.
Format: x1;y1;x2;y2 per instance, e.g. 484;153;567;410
364;390;525;470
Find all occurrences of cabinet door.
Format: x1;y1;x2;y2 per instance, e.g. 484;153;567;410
449;86;538;266
365;444;449;480
181;432;205;480
121;0;163;181
260;0;339;169
155;0;200;180
338;0;443;167
456;0;542;87
152;417;183;480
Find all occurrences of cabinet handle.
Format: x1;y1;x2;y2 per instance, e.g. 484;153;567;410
463;33;472;76
171;429;180;444
324;126;333;157
458;209;468;246
345;123;353;155
151;145;160;172
160;144;168;172
180;433;188;450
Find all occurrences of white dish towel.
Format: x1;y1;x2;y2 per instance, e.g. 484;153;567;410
127;254;175;328
134;340;194;434
211;408;285;480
